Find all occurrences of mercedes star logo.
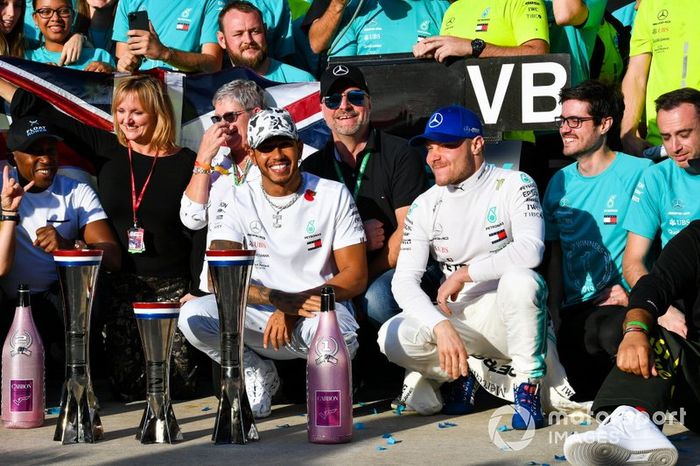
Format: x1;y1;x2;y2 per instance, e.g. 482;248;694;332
428;113;443;128
332;65;349;76
657;9;668;20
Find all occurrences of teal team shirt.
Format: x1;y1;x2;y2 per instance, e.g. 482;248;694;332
544;0;606;85
264;58;315;83
543;153;652;306
112;0;220;71
24;46;114;70
330;0;450;57
623;159;700;247
245;0;295;60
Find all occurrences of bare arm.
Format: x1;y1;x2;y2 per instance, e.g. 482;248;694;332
622;231;652;287
621;53;653;155
553;0;589;26
367;206;409;278
308;0;349;54
0;77;18;104
83;219;121;271
414;36;549;63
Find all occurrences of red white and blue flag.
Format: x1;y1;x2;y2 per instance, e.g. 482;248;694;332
0;57;328;174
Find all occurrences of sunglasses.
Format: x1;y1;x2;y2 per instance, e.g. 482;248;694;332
211;110;248;124
256;139;296;154
322;90;367;109
35;7;73;19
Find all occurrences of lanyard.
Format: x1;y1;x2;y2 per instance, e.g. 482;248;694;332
332;150;371;199
127;144;159;226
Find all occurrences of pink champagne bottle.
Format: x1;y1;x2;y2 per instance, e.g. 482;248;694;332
2;284;45;428
307;286;352;444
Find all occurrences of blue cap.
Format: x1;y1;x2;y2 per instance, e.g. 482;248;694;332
409;105;483;146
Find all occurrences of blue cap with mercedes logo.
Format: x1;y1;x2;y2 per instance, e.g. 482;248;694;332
410;105;483;146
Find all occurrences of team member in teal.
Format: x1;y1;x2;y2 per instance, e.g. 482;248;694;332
622;88;700;341
544;0;607;86
543;81;651;400
113;0;222;73
217;1;314;83
329;0;450;58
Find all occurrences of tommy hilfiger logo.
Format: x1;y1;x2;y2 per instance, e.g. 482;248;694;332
307;239;322;251
489;229;507;243
603;215;618;225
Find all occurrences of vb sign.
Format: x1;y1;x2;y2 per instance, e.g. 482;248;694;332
463;54;569;132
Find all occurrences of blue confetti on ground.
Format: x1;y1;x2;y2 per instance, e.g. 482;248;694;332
359;401;366;407
376;446;387;451
554;454;566;461
354;422;366;430
45;407;60;415
276;424;291;429
497;425;512;432
373;408;378;415
438;422;457;429
201;406;212;412
394;405;406;415
386;436;398;445
578;420;591;426
382;433;393;438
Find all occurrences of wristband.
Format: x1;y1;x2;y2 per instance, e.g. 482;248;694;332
623;326;648;336
192;166;211;175
0;214;20;222
625;320;649;332
194;160;212;171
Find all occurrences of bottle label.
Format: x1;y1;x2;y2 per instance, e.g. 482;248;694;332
10;379;33;412
314;390;341;427
10;330;32;357
314;336;339;366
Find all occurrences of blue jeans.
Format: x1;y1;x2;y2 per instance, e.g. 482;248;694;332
360;261;443;329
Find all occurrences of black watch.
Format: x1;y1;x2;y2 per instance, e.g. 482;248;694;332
471;38;486;58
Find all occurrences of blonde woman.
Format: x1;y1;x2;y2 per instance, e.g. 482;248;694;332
0;74;199;401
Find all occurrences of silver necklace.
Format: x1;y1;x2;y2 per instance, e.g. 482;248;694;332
260;183;300;228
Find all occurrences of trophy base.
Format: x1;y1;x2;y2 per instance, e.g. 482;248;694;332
136;397;183;444
212;383;259;444
53;378;99;444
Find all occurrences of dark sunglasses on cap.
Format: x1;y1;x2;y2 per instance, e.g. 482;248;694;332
256;139;296;154
322;90;367;110
211;110;249;124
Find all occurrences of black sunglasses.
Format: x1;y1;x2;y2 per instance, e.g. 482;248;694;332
322;90;367;109
211;110;248;124
256;139;296;154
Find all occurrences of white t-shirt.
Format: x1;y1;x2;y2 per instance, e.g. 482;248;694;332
393;163;545;329
0;172;107;298
208;172;365;294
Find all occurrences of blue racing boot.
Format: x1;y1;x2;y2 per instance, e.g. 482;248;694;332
512;381;545;430
440;373;479;415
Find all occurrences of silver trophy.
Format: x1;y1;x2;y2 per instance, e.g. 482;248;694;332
206;249;258;444
52;249;103;444
133;302;183;444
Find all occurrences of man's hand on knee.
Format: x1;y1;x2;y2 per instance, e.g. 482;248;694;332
616;331;657;378
434;320;469;380
263;311;299;350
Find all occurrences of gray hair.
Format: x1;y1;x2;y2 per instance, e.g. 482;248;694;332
212;79;265;110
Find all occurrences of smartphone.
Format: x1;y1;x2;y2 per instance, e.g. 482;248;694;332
128;10;149;31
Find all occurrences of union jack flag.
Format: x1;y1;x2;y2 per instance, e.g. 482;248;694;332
0;57;328;175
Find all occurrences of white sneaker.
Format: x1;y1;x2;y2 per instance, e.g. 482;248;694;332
392;371;442;415
243;348;280;419
564;405;678;466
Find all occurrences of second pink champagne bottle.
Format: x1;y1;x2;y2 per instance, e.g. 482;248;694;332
1;284;45;428
306;286;352;444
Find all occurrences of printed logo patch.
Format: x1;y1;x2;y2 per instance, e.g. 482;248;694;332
307;239;322;251
489;229;507;244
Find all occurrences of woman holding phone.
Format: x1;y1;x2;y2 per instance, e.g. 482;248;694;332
0;75;199;401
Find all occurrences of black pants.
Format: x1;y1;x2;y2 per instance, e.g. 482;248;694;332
557;301;628;401
593;327;700;433
102;272;198;402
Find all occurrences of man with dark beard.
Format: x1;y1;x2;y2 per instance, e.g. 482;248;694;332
217;1;314;83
